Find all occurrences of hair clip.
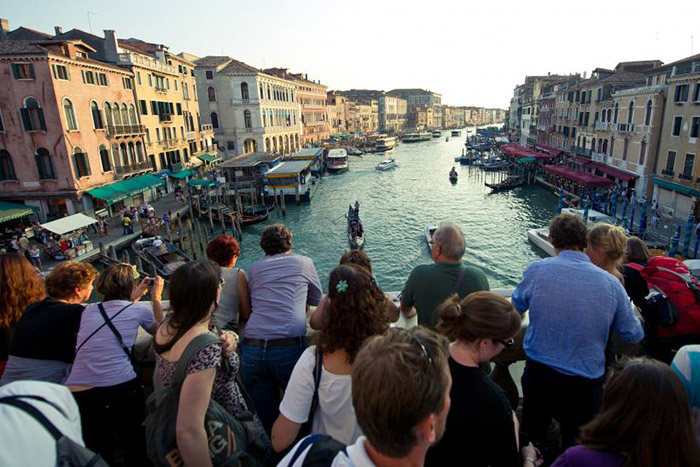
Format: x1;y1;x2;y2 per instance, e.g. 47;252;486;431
336;279;348;293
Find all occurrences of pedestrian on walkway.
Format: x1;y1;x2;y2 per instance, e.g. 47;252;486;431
27;244;42;270
122;216;132;235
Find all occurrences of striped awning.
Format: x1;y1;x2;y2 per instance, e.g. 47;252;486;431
0;201;38;223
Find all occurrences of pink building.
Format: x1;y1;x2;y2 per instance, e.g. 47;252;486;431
0;36;146;221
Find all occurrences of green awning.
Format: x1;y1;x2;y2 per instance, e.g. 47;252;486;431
653;178;700;198
518;157;536;164
0;201;38;223
187;178;219;188
86;174;164;205
169;169;196;179
197;154;221;163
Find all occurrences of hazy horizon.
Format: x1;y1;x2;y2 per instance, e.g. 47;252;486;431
4;0;700;108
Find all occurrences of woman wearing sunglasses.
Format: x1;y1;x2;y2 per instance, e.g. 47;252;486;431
426;291;523;467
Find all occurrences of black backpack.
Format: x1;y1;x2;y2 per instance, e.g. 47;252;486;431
287;434;347;467
144;333;270;466
0;395;108;467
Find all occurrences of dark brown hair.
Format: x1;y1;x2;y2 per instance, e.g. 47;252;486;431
0;253;45;327
339;249;372;274
46;261;98;300
96;263;139;301
318;264;388;363
623;236;651;265
352;327;450;458
153;260;221;354
206;234;241;267
580;358;700;467
549;213;587;251
260;224;292;255
436;291;522;343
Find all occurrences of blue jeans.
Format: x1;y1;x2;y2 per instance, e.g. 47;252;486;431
241;337;306;435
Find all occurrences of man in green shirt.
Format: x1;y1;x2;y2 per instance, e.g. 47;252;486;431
401;221;490;328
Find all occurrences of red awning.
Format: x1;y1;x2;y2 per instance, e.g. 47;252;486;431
569;156;592;166
589;162;637;181
542;165;614;187
534;144;562;157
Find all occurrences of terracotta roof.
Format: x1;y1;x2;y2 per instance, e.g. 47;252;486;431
7;26;54;41
0;40;47;55
598;71;645;83
56;28;102;41
118;38;160;55
219;58;260;75
195;55;232;67
650;53;700;73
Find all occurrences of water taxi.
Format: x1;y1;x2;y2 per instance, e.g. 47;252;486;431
425;223;437;249
432;130;441;138
376;158;397;171
527;208;616;257
451;129;462;136
327;149;349;173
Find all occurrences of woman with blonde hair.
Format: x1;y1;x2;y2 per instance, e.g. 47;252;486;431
426;291;523;467
586;223;628;282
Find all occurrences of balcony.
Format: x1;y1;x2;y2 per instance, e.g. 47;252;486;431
117;53;177;75
161;138;181;149
591;152;607;163
114;160;152;177
616;123;635;133
107;124;146;137
201;124;214;133
595;122;612;131
186;131;196;141
154;86;168;94
159;113;173;123
573;146;593;157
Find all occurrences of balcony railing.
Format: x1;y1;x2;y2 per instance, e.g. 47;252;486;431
159;113;173;123
161;138;181;149
186;131;196;141
154;86;168;94
573;146;593;157
595;122;612;131
616;123;635;133
591;152;607;163
117;53;177;75
107;124;146;137
201;124;213;132
114;160;152;176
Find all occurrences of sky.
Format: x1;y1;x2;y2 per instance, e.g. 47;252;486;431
4;0;700;109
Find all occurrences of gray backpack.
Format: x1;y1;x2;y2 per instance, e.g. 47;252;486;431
0;395;108;467
144;333;269;466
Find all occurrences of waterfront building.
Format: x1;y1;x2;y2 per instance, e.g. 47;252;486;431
378;95;408;134
263;69;329;145
649;54;700;221
355;101;379;133
219;151;281;210
387;88;442;108
194;57;302;157
432;105;443;130
0;30;145;221
327;91;347;135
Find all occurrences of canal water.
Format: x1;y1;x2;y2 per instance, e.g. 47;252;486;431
190;129;558;293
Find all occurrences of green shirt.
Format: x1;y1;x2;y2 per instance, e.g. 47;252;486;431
401;262;490;328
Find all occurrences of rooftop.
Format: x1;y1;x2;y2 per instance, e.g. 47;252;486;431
220;152;281;168
195;55;232;67
266;160;313;176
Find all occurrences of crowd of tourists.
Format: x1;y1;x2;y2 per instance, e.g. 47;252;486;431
0;217;699;467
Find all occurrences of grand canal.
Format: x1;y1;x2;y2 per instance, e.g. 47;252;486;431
198;129;558;292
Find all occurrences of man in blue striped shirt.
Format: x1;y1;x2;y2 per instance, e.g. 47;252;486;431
512;214;644;449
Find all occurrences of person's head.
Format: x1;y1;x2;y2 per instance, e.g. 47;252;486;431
154;260;222;353
548;213;587;252
339;249;372;274
623;236;651;265
580;358;700;466
94;263;141;301
587;223;627;268
0;253;45;328
352;327;451;459
436;291;522;362
319;264;389;363
206;235;241;268
431;221;465;262
46;262;98;303
260;224;292;255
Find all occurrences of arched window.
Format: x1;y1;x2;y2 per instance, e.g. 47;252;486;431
99;144;111;172
128;104;137;125
262;110;266;127
111;144;119;167
73;147;91;178
136;142;144;161
35;147;55;179
120;143;128;166
91;101;104;129
22;97;46;131
286;111;291;126
63;98;78;130
267;85;271;100
597;138;602;153
260;84;264;100
639;140;647;165
613;103;619;124
606;109;611;122
113;103;122;126
128;142;136;164
211;112;219;129
284;135;289;154
244;110;252;128
208;87;216;102
602;139;608;155
601;110;606;122
265;137;270;151
644;101;652;126
622;138;629;161
104;102;114;127
120;104;129;127
582;137;586;149
273;136;278;152
627;101;634;124
0;150;17;180
241;82;249;100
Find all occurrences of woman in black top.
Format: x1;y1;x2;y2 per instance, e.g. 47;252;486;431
426;291;523;467
620;236;651;310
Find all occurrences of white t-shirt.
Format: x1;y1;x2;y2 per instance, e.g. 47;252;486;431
0;381;85;467
278;435;375;467
279;345;362;445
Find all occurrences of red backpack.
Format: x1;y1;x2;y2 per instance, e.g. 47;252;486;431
636;257;700;338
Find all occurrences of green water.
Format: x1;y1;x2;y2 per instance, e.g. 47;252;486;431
190;131;558;292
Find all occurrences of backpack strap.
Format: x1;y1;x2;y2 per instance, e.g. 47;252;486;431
0;397;63;440
451;267;469;295
75;303;133;357
172;333;221;388
288;434;323;465
303;435;347;467
98;303;133;360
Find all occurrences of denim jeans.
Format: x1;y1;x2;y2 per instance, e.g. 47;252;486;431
241;337;306;435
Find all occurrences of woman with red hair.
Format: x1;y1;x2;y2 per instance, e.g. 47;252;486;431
206;235;251;331
0;253;45;376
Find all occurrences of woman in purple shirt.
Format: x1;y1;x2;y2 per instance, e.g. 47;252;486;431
65;264;163;466
552;358;700;467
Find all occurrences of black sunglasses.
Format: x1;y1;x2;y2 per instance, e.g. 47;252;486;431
494;338;514;348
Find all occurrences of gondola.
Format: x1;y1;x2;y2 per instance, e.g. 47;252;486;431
485;176;524;192
346;203;365;249
132;236;190;279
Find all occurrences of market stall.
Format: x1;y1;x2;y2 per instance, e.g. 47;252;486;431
40;213;97;260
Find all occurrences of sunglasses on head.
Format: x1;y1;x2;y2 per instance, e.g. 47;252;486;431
494;338;515;348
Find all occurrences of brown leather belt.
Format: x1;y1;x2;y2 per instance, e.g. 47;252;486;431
242;336;305;348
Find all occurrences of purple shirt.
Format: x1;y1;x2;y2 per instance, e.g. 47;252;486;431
65;300;154;387
552;445;625;467
246;253;323;339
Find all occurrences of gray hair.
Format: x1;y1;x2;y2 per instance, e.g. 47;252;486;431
434;221;465;260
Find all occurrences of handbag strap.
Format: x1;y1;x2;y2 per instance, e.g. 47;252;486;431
451;267;469;295
98;303;133;360
172;333;221;387
308;348;323;420
75;303;133;357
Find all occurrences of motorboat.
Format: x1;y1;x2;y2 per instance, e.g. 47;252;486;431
527;208;617;257
451;130;461;136
402;132;432;143
345;146;364;156
432;130;441;138
132;236;190;279
485;176;524;191
425;223;437;249
527;228;556;257
347;203;365;249
376;158;397;171
374;137;397;152
327;148;349;173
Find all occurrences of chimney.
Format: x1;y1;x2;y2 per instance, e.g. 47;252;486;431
0;18;9;41
54;26;63;36
103;30;120;63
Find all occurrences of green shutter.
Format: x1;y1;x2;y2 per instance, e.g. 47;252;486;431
11;64;20;79
21;108;32;130
28;64;35;79
38;109;47;131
